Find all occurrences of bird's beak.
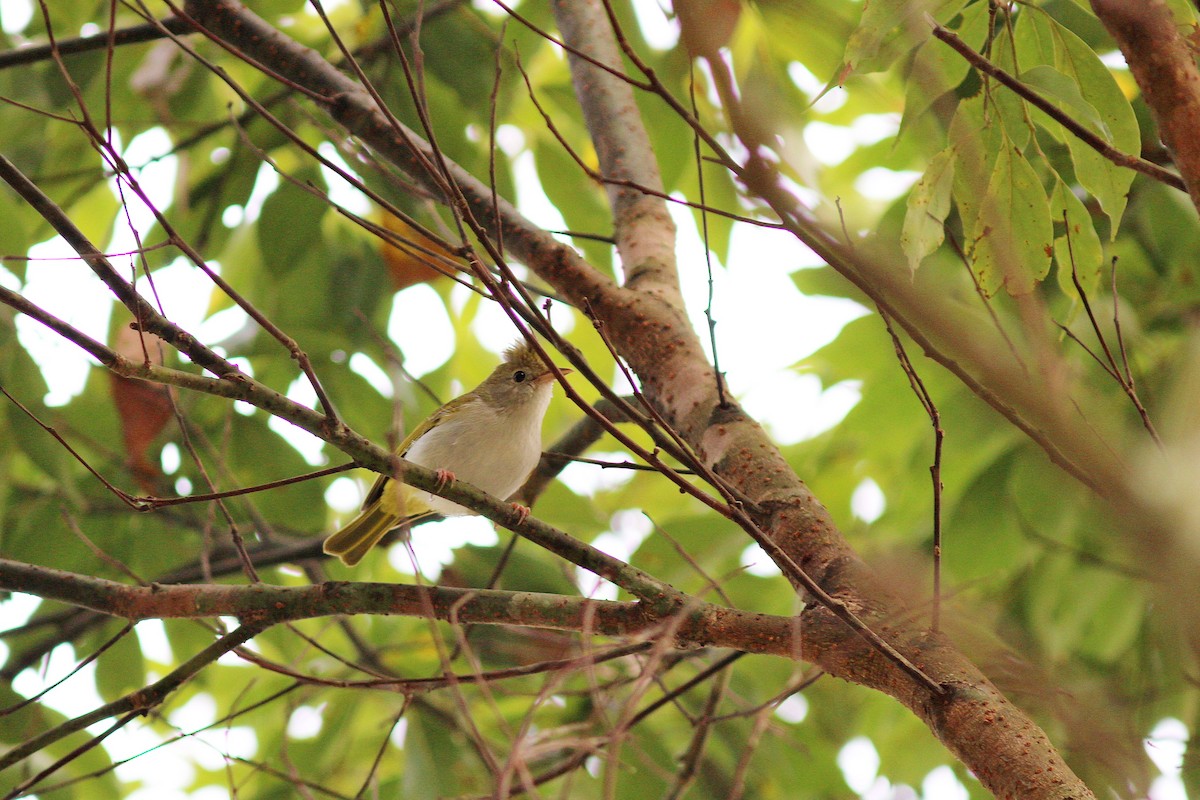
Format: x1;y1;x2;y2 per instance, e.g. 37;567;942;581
535;367;572;385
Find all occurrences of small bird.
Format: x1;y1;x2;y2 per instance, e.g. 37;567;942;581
323;341;569;566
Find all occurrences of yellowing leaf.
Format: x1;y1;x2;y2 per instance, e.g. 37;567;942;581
901;146;956;273
379;211;460;290
969;142;1052;296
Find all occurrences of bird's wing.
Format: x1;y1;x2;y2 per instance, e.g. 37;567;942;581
360;396;468;507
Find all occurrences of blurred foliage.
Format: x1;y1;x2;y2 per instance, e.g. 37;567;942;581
0;0;1197;798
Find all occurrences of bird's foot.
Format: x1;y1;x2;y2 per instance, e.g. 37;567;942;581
509;503;531;525
434;468;455;491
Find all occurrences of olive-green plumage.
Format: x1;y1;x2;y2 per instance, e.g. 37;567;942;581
323;342;565;566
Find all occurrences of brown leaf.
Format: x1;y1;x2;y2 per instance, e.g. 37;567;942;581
109;323;173;493
380;212;460;290
676;0;741;59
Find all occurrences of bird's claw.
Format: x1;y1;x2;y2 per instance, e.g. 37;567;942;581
434;468;455;491
509;503;531;525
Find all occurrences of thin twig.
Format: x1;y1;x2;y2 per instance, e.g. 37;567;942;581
878;309;945;633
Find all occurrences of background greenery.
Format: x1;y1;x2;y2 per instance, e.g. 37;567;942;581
0;0;1196;797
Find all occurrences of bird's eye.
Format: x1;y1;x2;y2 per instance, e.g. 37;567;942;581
513;370;527;383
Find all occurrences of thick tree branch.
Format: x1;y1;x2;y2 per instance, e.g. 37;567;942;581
0;558;801;657
178;0;615;306
1092;0;1200;214
551;0;681;303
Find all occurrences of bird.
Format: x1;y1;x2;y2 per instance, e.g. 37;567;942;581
323;341;569;566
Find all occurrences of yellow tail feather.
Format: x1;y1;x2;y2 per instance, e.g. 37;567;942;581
323;486;435;566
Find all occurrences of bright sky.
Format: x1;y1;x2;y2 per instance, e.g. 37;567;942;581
0;1;1188;798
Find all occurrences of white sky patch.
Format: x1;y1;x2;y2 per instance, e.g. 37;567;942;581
922;766;968;800
267;375;329;466
348;351;394;398
0;592;39;647
511;150;571;241
671;203;867;446
112;724;197;795
804;114;900;168
390;717;409;748
856;167;921;201
495;123;526;156
788;61;848;113
388;283;455;376
557;450;637;495
325;475;362;514
11;643;106;727
742;374;862;446
243;163;280;224
0;261;18;291
838;736;880;795
631;0;678;50
1099;50;1128;70
15;236;114;405
0;0;32;34
740;542;781;578
107;127;177;255
136;257;215;334
317;141;371;217
774;692;809;724
576;511;651;600
390;517;500;580
287;704;325;740
160;442;181;474
805;121;857;166
197;303;250;344
188;726;258;770
135;619;174;664
851;477;886;523
1147;718;1188;800
471;293;532;357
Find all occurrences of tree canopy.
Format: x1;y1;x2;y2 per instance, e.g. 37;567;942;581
1;0;1198;798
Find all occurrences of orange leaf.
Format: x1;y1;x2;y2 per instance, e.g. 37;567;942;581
380;212;461;290
109;323;173;493
676;0;741;59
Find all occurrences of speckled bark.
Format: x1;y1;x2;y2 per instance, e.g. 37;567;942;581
1092;0;1200;215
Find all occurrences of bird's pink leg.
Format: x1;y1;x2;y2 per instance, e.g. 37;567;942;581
434;468;455;490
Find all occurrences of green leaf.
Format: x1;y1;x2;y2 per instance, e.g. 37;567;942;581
968;140;1052;296
93;622;146;702
901;146;956;272
1025;10;1138;234
257;167;329;276
1020;64;1109;140
844;0;969;75
900;1;992;129
1050;178;1103;301
948;93;1003;232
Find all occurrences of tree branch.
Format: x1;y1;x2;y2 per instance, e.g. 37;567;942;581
0;622;263;775
551;0;681;302
1092;0;1200;214
0;558;802;657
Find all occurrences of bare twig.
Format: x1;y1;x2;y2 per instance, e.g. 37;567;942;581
878;309;945;632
